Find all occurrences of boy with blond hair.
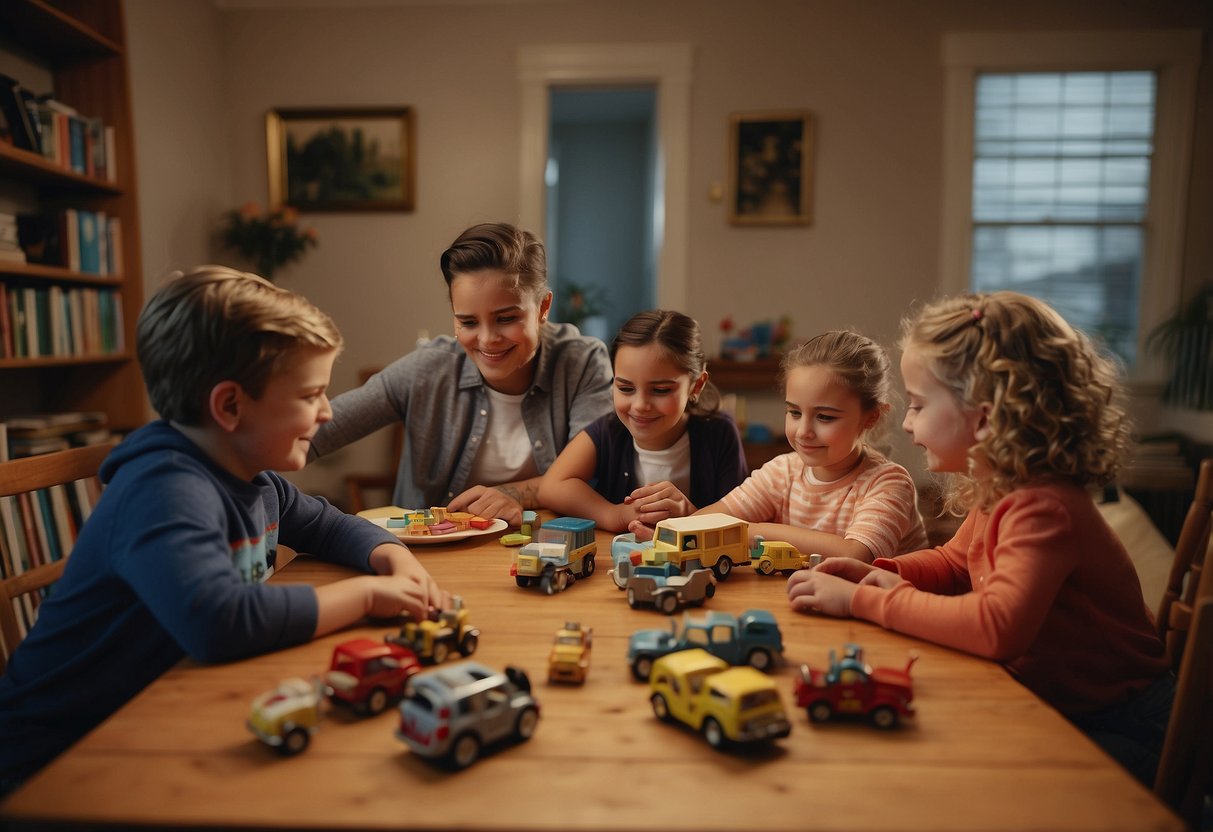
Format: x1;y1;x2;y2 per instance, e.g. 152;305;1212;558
0;267;447;793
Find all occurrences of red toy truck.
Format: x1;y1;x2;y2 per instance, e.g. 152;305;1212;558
324;638;422;715
793;644;916;729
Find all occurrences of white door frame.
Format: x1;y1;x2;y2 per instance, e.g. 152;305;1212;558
518;44;693;311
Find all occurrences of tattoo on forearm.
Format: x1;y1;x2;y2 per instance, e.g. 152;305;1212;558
495;481;540;509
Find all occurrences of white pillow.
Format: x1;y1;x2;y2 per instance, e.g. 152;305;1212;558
1098;489;1174;616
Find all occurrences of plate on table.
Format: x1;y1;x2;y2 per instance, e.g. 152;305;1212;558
358;507;508;544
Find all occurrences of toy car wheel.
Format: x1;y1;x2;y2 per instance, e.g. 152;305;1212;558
432;642;450;664
746;648;773;671
366;687;390;715
650;693;671;721
450;732;481;769
808;701;833;722
280;726;310;756
870;706;899;730
702;717;726;749
632;655;654;681
515;706;539;740
459;632;479;656
515;576;533;588
713;558;733;580
757;559;775;576
626;588;639;609
704;583;716;599
658;593;679;615
582;554;596;577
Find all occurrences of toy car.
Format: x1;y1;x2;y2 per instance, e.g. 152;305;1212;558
793;643;917;729
548;621;593;684
511;516;596;594
387;595;479;664
624;563;716;614
627;609;784;680
648;648;791;749
608;532;652;588
750;538;820;575
247;677;324;756
644;513;750;579
396;661;540;769
324;638;422;715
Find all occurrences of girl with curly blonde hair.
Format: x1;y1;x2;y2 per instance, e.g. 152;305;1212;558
787;292;1172;786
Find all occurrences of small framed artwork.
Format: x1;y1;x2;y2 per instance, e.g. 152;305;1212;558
727;110;814;226
266;107;415;212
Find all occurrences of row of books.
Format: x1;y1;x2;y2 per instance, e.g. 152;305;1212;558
0;73;116;182
0;282;125;359
16;210;124;276
0;417;108;639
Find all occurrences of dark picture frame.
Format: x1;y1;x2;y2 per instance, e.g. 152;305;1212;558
266;107;414;212
727;110;814;226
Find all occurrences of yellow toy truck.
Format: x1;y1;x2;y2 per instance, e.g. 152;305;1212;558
387;595;480;664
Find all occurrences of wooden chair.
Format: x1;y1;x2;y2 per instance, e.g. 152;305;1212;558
0;441;117;673
343;367;403;514
1153;458;1213;828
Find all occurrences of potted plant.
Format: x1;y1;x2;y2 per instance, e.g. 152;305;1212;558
1146;282;1213;411
220;202;318;280
556;280;608;338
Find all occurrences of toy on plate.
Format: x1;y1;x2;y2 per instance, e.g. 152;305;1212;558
396;661;540;769
644;513;751;580
548;621;593;684
500;509;540;546
385;506;489;536
324;638;422;715
793;643;917;729
510;516;597;594
648;648;791;749
387;595;479;664
627;609;783;680
247;676;325;756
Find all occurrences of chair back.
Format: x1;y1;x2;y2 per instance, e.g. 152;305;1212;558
1156;458;1213;668
343;367;403;514
1152;458;1213;827
0;441;116;672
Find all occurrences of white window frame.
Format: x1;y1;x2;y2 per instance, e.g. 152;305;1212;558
940;30;1201;376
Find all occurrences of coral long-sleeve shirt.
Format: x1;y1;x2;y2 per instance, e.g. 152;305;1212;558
851;483;1168;715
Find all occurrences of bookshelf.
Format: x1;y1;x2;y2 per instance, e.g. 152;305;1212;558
0;0;145;430
710;357;787;470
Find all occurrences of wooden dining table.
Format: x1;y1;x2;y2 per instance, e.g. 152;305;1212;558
0;516;1185;831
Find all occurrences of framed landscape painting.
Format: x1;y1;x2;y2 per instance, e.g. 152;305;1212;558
727;110;814;226
266;107;414;212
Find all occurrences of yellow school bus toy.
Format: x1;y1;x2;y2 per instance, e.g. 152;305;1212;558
644;513;750;580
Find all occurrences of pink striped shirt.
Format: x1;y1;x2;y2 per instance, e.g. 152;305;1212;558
719;450;928;559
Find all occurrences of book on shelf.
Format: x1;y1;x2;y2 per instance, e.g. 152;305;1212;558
0;73;38;153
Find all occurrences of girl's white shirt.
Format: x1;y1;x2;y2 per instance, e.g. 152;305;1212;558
632;430;692;496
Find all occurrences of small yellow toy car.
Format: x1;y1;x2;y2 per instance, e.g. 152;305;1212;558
548;621;592;684
750;538;820;576
247;677;324;756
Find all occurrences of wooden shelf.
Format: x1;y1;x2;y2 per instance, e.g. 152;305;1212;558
0;142;122;193
1;0;123;64
709;356;782;391
0;261;124;285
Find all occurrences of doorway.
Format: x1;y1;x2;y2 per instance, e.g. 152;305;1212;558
517;43;693;317
546;86;657;341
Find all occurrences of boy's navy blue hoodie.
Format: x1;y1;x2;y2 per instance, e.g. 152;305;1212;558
0;420;398;790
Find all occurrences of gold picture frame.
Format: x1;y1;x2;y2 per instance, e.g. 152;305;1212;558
727;110;814;226
266;107;415;212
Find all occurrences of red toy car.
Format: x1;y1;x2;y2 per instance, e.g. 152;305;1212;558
793;644;916;729
324;638;422;715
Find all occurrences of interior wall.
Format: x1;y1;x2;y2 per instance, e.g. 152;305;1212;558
123;0;1213;504
126;0;231;298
